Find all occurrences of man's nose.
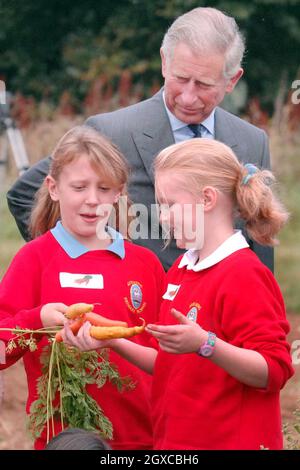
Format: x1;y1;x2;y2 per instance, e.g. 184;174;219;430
181;82;198;105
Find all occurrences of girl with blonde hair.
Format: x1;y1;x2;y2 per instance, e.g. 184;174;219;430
0;126;165;450
64;138;294;449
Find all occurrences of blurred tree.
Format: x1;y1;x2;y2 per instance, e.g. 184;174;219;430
0;0;127;99
0;0;299;114
242;0;300;113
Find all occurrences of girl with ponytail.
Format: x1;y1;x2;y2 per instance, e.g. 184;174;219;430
67;138;294;450
146;138;294;449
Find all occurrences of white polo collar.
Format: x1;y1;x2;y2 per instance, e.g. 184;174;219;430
178;230;249;272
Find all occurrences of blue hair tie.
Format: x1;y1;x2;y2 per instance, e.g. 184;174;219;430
242;163;258;185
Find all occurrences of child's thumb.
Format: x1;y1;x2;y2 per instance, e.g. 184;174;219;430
171;308;190;324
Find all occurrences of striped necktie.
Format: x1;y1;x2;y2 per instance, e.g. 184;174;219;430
188;124;203;138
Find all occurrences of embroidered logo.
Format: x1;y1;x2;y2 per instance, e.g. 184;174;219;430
75;275;93;286
162;284;181;301
124;281;146;314
59;273;103;289
186;302;201;322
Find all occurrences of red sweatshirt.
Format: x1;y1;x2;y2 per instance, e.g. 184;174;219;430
152;248;294;450
0;230;166;450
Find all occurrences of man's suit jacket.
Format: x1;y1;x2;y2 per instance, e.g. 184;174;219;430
7;89;273;271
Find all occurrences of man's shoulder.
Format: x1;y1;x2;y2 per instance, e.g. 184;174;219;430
86;89;164;129
215;107;266;137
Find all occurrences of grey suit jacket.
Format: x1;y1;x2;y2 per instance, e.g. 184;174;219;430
7;89;273;271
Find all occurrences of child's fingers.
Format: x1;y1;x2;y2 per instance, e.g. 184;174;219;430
146;324;181;335
40;303;68;327
81;322;112;350
69;322;105;351
62;320;76;343
54;303;69;314
146;326;168;338
77;321;93;344
53;312;66;325
170;308;190;324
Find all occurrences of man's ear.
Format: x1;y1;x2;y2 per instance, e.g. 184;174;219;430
225;68;244;94
160;48;167;78
46;175;59;202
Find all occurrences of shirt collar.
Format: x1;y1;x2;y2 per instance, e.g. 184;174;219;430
178;230;249;272
50;221;125;259
162;90;215;135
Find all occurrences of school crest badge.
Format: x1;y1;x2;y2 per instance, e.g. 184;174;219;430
124;281;146;314
186;302;201;322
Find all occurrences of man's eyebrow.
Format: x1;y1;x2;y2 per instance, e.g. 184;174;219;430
195;78;215;86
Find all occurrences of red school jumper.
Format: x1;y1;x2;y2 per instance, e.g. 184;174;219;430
152;248;294;450
0;228;166;450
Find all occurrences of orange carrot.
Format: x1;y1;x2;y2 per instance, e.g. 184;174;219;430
55;318;84;342
90;318;145;340
65;303;93;319
84;312;128;328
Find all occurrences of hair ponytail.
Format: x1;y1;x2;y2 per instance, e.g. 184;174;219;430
155;139;288;248
236;168;289;246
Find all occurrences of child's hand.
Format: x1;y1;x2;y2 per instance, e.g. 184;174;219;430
62;321;113;351
40;303;68;328
146;308;206;354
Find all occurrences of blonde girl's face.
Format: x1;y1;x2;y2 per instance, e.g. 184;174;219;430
47;155;121;247
155;171;204;250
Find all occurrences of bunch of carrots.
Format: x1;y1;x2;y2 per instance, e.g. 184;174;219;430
0;304;144;442
55;303;145;342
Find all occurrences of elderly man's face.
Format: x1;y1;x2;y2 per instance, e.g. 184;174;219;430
161;42;242;124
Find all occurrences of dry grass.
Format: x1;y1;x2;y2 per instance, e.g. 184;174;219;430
270;130;300;313
10;116;82;167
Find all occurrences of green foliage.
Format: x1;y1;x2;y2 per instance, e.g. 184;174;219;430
0;189;24;279
0;0;127;99
28;341;134;441
1;0;299;111
3;326;134;441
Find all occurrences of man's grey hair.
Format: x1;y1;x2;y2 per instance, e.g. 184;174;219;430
161;7;245;79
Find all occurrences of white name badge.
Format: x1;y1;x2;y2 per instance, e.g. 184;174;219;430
162;283;181;301
59;273;104;289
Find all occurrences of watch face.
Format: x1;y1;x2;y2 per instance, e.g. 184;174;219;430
200;345;213;357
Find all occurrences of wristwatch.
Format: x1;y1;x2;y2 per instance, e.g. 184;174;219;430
197;331;216;358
